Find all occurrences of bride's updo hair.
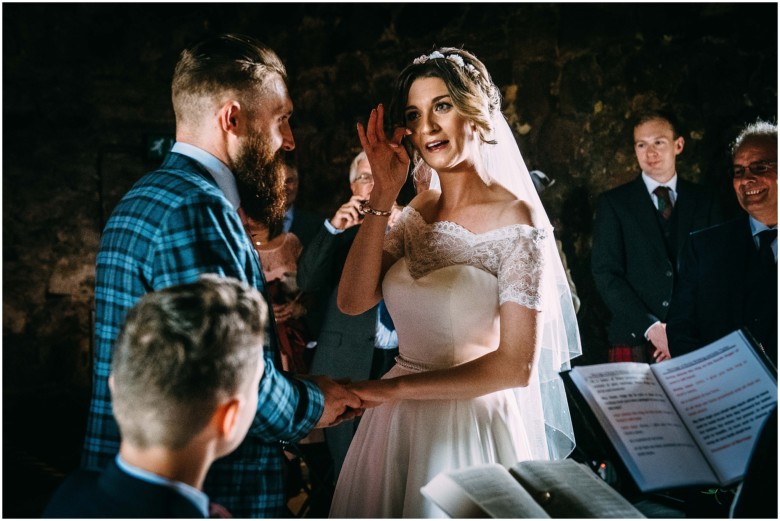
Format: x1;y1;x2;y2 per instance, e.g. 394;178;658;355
389;47;501;146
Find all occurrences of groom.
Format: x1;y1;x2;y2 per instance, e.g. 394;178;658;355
81;33;362;517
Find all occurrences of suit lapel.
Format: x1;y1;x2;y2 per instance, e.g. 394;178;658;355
730;218;755;322
673;179;696;256
626;177;669;261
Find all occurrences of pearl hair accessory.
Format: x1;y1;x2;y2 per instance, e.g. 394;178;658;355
412;50;479;77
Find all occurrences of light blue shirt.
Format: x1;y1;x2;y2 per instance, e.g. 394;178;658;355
283;206;295;233
749;216;778;261
172;142;240;209
374;313;398;349
115;454;209;517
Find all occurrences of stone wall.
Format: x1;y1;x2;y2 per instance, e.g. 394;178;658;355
1;4;776;508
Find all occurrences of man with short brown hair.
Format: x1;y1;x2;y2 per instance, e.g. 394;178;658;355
46;276;267;518
591;110;722;363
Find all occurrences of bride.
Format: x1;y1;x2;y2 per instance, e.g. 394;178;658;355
330;47;582;518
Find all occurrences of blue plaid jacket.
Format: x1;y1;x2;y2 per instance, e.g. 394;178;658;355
82;152;325;517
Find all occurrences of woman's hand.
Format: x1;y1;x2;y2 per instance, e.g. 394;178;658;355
272;300;306;322
346;378;395;409
356;104;410;208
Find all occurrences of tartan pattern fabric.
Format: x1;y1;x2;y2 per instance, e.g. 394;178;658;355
607;342;654;363
82;152;324;517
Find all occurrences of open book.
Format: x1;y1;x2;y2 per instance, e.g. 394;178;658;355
567;330;777;493
421;459;644;518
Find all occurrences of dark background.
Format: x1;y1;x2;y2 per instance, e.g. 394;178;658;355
2;3;777;516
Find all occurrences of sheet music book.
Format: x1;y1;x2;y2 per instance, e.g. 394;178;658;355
567;330;777;492
421;459;644;518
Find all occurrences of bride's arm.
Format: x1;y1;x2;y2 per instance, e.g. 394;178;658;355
337;104;410;315
349;301;541;405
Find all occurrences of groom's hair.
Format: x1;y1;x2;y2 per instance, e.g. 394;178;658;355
172;33;287;128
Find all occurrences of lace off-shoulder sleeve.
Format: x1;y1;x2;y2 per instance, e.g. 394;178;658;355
497;227;547;309
382;206;410;259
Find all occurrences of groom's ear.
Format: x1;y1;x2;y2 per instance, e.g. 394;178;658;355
218;101;242;136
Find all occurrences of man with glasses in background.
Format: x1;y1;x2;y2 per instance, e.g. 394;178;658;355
668;119;777;366
295;151;402;512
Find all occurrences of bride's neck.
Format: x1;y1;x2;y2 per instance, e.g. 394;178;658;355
437;169;491;210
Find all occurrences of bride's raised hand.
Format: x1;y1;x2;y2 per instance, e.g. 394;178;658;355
356;103;410;206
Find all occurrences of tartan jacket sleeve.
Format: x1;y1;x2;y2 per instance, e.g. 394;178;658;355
151;189;325;441
85;159;323;517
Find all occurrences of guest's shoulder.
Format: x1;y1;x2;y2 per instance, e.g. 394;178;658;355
42;468;102;517
690;217;748;243
677;177;718;197
115;167;231;220
603;175;644;196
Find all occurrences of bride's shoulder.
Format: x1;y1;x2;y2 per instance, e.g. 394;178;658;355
493;198;535;228
406;189;441;220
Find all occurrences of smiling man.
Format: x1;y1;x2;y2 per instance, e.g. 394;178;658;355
591;110;722;363
668;119;778;365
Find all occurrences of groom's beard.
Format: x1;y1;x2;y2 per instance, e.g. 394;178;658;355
233;131;287;231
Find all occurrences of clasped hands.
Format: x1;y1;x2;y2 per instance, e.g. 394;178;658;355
306;375;392;428
647;322;671;362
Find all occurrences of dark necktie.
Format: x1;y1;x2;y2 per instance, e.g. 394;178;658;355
758;229;778;267
653;186;673;220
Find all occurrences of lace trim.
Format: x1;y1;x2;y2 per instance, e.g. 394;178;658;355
384;207;548;309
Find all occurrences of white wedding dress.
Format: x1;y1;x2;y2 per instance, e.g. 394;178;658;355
330;207;555;518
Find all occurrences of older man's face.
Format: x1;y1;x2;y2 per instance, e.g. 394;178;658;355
283;165;299;209
350;159;374;200
732;136;777;225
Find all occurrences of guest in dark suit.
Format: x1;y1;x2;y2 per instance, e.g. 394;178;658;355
81;33;361;518
668;120;777;365
298;151;403;480
592;110;722;363
45;276;268;518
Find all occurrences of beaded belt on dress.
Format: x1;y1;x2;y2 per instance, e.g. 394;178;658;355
394;355;450;372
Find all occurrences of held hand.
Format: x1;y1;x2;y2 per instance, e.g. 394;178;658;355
329;195;365;230
307;375;364;428
356;104;410;206
346;379;394;409
272;300;305;322
647;322;671;362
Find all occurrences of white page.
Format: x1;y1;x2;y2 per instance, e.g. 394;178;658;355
421;464;550;518
570;363;716;491
653;330;778;485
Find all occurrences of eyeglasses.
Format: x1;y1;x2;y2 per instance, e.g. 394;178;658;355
353;173;374;184
732;161;777;179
